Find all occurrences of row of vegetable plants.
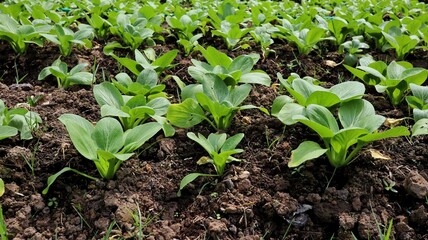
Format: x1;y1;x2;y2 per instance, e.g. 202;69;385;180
0;0;427;238
1;0;428;61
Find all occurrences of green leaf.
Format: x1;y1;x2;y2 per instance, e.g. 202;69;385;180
339;99;385;132
228;55;254;74
152;50;178;70
177;172;218;197
276;103;305;125
240;71;271;86
187;132;215;153
58;114;98;160
42;167;98;194
271;95;294;116
196;45;232;68
92;117;124;153
93;82;124;108
122;122;161;153
359;126;410;143
289;141;327;167
305;104;339;133
167;98;206;128
306;91;340;107
0;178;4;197
100;105;130;118
329;81;365;101
68;72;93;85
0;125;18;140
221;133;244;151
412;119;428;137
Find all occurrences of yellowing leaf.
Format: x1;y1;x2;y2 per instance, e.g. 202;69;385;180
368;149;391;160
384;118;407;128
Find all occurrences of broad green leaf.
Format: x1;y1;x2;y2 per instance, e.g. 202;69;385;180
305;104;339;133
94;82;124;108
58;114;97;160
92;118;124;153
276;103;305;125
0;125;18;140
42;167;98;194
0;178;4;197
228;55;254;74
177;172;218;197
339;99;384;132
330;128;368;154
221;133;244;151
68;72;93;85
358;66;386;80
202;74;229;103
412;119;428;137
187;132;215;154
414;109;428;122
306;91;340;107
100;105;130;118
228;84;252;107
387;61;406;80
271;95;294;116
196;45;232;68
329;81;365;101
289;141;327;167
292;79;325;99
122;122;161;153
240;71;271;86
207;133;227;153
152;50;178;69
359;126;410;143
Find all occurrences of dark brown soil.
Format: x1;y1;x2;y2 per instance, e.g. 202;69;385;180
1;36;428;240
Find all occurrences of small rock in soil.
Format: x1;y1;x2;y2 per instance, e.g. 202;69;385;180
94;217;110;230
338;212;357;230
409;205;428;225
271;192;299;216
404;171;428;199
208;219;228;233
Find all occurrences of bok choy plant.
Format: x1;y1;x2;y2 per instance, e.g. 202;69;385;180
406;84;428;137
272;73;365;125
167;73;267;131
345;58;428;106
41;24;94;56
38;58;94;89
108;13;155;51
0;13;47;54
93;81;174;136
189;46;271;87
43;115;161;194
104;44;178;76
289;99;409;168
177;132;244;196
0;99;41;140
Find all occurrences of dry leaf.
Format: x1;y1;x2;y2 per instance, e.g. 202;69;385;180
324;60;339;67
384;118;406;128
368;149;391;160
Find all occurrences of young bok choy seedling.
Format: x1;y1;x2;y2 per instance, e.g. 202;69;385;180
289;99;409;168
43;115;161;194
177;132;244;196
345;58;428;106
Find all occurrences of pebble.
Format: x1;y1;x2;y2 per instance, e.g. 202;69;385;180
404;171;428;199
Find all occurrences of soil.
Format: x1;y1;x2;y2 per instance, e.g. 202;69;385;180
1;31;428;240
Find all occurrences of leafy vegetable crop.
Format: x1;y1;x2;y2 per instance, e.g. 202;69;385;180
177;132;244;196
345;58;428;106
43;114;161;194
289;99;409;168
38;58;94;89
